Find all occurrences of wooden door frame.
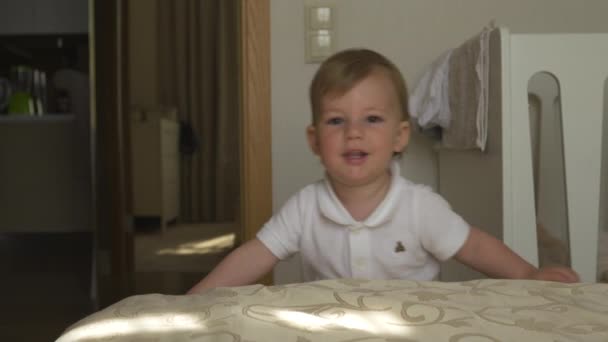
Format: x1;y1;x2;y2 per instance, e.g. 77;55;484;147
240;1;272;241
240;0;273;283
91;0;133;307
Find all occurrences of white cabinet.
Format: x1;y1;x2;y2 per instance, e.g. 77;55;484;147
130;117;180;232
0;0;88;34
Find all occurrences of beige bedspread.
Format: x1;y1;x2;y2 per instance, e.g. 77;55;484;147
57;279;608;341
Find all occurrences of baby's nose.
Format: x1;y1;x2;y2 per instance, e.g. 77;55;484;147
345;121;363;139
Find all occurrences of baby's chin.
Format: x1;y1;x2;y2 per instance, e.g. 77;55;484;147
327;170;391;189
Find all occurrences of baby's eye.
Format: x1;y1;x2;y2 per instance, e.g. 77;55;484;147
366;115;384;123
326;117;344;125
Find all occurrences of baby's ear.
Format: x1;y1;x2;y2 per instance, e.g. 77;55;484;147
306;125;320;155
393;121;410;152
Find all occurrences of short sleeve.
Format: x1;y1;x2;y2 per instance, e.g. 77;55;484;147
416;189;470;261
256;191;305;260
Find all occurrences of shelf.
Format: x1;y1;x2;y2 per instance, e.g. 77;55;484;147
0;114;75;123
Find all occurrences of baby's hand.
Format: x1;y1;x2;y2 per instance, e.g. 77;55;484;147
530;266;580;283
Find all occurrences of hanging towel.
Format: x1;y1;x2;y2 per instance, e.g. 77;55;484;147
442;26;491;151
409;50;453;130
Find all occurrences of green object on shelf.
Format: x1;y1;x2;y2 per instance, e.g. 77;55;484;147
8;92;33;115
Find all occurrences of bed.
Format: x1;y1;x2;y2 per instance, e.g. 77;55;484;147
57;278;608;341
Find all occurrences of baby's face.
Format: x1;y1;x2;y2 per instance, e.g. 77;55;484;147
307;69;409;188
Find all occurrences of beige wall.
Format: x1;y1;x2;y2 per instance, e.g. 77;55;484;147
271;0;608;283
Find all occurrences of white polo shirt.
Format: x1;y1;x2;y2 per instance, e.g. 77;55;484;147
257;161;470;281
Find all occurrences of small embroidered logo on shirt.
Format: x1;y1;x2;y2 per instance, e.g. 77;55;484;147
395;241;405;253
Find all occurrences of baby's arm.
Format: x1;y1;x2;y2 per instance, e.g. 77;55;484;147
187;238;279;294
454;226;579;282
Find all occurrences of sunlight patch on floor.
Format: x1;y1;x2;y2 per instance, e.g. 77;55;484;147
155;233;235;256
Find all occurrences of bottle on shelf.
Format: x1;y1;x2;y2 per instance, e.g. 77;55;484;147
32;69;47;115
8;65;34;115
7;65;48;116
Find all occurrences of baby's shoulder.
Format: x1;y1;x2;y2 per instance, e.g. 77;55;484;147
395;178;451;210
397;177;436;197
299;181;323;198
278;181;322;211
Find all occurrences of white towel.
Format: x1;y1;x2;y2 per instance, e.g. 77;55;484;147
409;50;453;129
410;25;492;151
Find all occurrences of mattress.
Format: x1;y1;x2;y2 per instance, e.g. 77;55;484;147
57;278;608;341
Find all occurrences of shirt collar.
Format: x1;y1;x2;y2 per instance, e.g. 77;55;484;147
318;159;403;229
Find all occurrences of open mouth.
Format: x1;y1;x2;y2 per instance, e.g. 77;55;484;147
343;150;368;160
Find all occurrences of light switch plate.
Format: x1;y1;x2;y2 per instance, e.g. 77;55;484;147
306;30;334;63
304;3;336;63
308;6;333;30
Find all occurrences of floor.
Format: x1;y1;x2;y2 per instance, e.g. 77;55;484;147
0;232;95;342
0;222;237;342
135;221;237;273
133;222;237;295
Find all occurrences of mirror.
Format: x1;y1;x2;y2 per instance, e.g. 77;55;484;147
527;72;571;268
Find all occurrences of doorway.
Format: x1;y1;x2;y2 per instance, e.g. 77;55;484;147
126;0;240;294
93;0;271;305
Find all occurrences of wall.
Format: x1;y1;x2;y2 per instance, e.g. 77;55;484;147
128;0;159;108
271;0;608;283
0;0;88;34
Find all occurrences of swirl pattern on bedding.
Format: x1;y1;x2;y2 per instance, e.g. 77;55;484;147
57;279;608;342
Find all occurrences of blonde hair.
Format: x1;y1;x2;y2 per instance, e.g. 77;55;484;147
309;48;410;125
